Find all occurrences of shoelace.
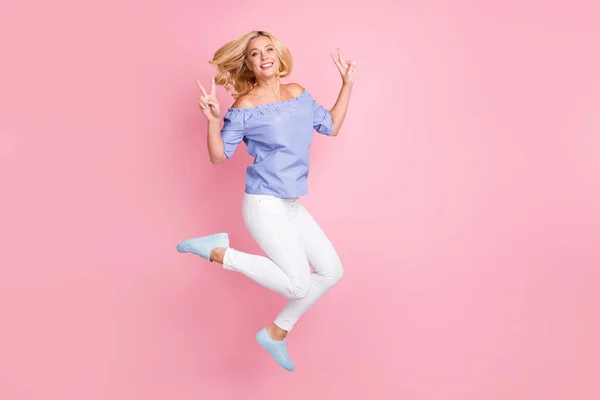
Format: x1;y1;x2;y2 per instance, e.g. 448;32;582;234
278;342;289;358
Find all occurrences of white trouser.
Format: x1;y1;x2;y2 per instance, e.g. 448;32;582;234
222;193;344;331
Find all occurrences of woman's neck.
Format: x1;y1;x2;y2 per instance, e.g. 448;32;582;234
255;76;281;97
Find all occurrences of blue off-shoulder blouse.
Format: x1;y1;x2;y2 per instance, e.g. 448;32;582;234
220;89;333;198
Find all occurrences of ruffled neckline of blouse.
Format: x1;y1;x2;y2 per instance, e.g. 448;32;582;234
226;89;309;114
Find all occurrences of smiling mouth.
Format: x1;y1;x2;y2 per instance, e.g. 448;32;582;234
260;62;273;70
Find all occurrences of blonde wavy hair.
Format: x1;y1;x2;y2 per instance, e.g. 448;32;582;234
209;30;293;99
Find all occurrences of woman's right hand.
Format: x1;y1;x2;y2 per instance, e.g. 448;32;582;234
197;77;221;121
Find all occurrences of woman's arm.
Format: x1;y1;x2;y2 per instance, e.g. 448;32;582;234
330;83;353;136
329;49;355;137
198;78;227;164
208;94;251;164
200;77;251;164
206;119;226;164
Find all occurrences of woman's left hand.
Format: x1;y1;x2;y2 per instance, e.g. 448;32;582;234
330;48;355;87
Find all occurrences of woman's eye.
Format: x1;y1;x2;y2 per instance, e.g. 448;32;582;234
267;48;273;52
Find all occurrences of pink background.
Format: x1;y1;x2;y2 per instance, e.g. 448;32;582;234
1;1;599;399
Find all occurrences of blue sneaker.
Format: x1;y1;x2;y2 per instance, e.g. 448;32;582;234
255;327;295;371
176;233;229;262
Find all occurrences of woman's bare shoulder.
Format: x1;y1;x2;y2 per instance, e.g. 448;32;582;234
231;95;254;109
284;83;305;96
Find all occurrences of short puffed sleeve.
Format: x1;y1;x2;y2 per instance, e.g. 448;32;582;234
220;111;245;159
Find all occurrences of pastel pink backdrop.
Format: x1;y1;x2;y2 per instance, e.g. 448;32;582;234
1;1;598;399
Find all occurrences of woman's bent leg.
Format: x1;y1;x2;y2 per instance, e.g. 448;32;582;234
274;203;344;331
222;194;312;300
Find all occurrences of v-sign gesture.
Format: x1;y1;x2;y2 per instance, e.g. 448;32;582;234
330;48;355;87
197;77;221;121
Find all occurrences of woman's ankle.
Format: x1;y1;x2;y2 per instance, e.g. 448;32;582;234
267;323;288;341
209;247;227;263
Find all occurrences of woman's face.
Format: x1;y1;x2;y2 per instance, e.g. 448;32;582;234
246;36;280;78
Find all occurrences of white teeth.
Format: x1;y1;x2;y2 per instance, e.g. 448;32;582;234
261;63;273;68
